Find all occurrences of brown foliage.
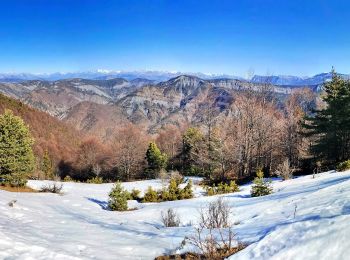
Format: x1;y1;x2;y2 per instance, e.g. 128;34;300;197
0;94;83;177
112;123;149;180
156;125;183;170
72;136;111;180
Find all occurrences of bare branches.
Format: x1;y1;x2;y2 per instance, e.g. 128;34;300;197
161;208;181;227
187;198;239;259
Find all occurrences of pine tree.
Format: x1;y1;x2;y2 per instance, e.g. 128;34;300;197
42;150;54;180
251;169;273;197
167;178;180;200
145;142;167;178
182;127;204;175
205;128;222;179
108;182;129;211
0;110;35;187
303;70;350;163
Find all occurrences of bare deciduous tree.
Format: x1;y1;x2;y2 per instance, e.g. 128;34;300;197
112;123;148;180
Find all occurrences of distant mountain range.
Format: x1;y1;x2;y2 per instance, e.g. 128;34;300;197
251;73;350;86
0;74;317;139
1;70;347;86
0;70;240;83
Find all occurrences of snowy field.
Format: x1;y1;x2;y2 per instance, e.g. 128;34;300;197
1;171;350;259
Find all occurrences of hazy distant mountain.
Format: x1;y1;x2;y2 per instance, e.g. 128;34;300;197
251;72;350;86
0;70;241;83
1;70;349;85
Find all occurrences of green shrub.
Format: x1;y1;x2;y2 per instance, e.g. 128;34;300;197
336;160;350;172
141;178;194;202
143;186;158;202
63;175;73;182
130;188;141;200
229;180;239;192
179;180;194;199
87;176;103;184
217;182;230;194
108;182;129;211
206;186;216;196
159;187;170;201
205;180;239;196
168;178;180;201
251;169;273;197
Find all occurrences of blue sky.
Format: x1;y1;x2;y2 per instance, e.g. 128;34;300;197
0;0;349;76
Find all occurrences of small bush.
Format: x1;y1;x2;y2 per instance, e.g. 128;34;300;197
130;188;141;200
143;186;158;202
142;178;194;202
187;197;239;259
86;176;103;184
179;180;194;199
108;182;129;211
63;175;73;182
336;160;350;172
40;182;63;194
251;169;273;197
159;187;170;201
167;178;180;201
206;186;215;196
161;208;181;227
275;159;294;180
200;197;231;229
205;181;239;196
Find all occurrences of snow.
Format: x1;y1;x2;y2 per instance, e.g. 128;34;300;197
1;171;350;259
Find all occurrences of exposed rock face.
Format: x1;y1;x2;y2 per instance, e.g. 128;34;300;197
0;75;306;135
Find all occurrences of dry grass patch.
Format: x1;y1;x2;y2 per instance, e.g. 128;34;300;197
0;184;38;193
155;244;247;260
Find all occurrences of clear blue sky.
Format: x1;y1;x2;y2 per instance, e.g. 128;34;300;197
1;0;349;76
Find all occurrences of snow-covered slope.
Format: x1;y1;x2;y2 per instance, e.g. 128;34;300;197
1;171;350;259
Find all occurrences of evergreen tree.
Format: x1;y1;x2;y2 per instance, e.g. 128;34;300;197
179;179;194;199
42;150;54;180
182;127;204;175
303;70;350;163
0;110;35;186
108;182;129;211
167;178;180;200
145;142;167;178
143;186;158;202
205;128;223;179
251;169;273;197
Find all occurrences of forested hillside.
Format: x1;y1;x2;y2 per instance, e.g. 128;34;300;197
0;93;83;177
